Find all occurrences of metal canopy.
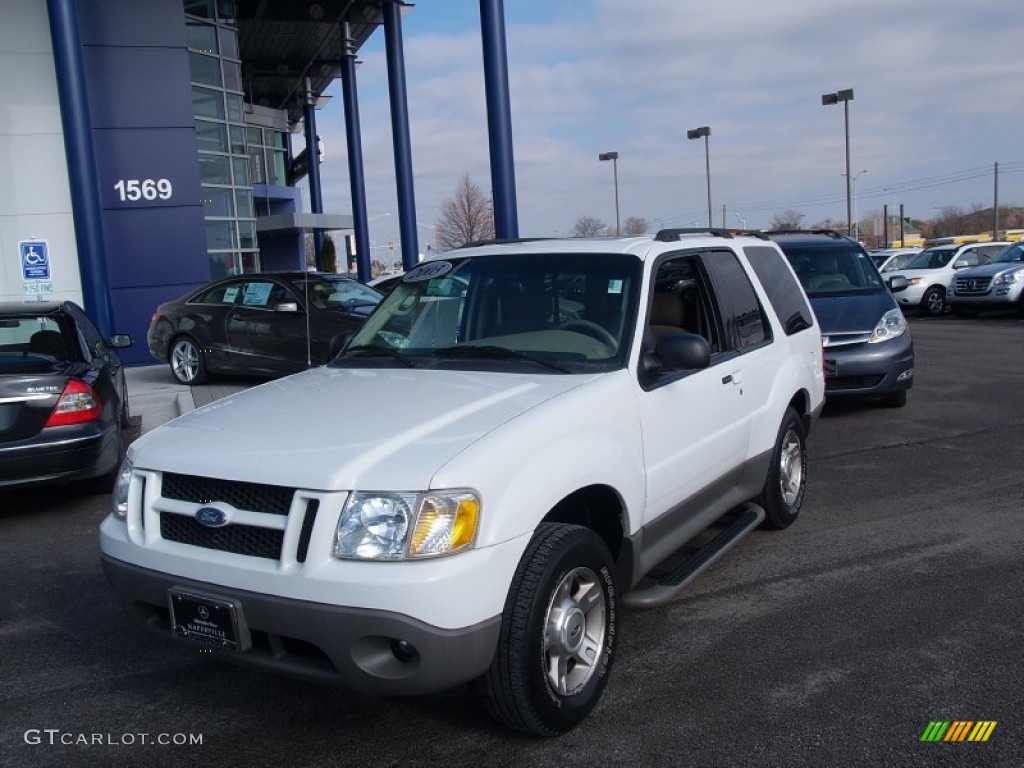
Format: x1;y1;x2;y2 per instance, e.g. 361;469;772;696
234;0;387;125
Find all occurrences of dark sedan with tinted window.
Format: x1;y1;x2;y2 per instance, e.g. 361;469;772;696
147;272;382;384
0;301;132;490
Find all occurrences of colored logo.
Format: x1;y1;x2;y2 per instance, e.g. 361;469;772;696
194;506;229;528
920;721;997;742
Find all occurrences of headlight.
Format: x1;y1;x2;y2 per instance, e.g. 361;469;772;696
907;277;924;286
111;455;134;519
994;271;1024;285
334;490;480;560
869;308;907;343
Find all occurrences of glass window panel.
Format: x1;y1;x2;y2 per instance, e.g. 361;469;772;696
192;86;224;119
185;19;217;52
219;26;239;59
222;60;241;92
235;190;253;218
249;153;266;184
201;187;234;217
217;1;237;23
189;52;221;87
206;220;237;250
232;156;250;187
240;252;261;273
238;221;257;249
246;127;262;147
208;252;237;279
229;125;246;154
270;131;286;149
194;119;227;152
198;153;231;185
268;150;287;186
225;93;244;122
184;0;215;19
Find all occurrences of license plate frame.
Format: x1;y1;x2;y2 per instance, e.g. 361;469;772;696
167;589;243;651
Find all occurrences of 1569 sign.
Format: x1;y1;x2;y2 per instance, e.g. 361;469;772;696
113;178;174;202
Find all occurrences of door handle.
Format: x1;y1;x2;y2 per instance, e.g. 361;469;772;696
721;373;742;386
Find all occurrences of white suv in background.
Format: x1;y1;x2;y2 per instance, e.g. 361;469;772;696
890;241;1010;316
101;230;824;736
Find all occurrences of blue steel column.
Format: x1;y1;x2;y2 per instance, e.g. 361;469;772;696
303;78;325;267
383;0;419;270
46;0;114;335
340;23;372;282
479;0;518;238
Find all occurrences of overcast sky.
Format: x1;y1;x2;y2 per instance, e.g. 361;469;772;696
307;0;1024;250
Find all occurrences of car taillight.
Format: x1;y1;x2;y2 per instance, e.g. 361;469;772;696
44;380;103;427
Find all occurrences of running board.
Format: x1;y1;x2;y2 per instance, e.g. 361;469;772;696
622;503;765;608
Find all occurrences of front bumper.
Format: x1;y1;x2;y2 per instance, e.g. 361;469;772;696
823;333;914;399
102;555;502;695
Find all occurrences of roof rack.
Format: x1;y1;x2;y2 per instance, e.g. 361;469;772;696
457;237;555;249
654;228;768;242
763;229;845;239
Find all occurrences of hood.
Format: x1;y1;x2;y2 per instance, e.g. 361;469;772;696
953;262;1024;279
132;366;595;491
809;292;895;334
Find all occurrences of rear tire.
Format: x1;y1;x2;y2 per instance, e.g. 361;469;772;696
920;287;946;317
757;407;806;530
478;523;617;736
170;336;207;385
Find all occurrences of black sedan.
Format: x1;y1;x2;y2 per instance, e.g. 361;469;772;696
0;301;132;490
147;272;382;384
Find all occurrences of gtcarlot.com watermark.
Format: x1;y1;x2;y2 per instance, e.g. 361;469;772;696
24;729;203;747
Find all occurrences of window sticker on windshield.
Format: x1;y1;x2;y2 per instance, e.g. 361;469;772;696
223;286;240;304
242;282;272;306
607;279;624;294
403;261;453;283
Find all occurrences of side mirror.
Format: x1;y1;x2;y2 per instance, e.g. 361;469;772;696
656;332;711;372
107;333;133;349
888;276;909;293
275;301;301;313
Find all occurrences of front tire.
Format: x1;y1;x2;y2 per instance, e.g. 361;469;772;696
170;336;207;385
478;523;617;736
757;407;807;530
921;287;946;317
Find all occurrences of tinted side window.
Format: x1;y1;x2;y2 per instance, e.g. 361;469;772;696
194;282;242;305
705;249;770;350
744;245;814;335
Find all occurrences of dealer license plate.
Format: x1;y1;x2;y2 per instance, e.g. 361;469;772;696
167;590;240;651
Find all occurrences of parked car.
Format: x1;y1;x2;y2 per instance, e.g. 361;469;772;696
869;247;921;273
767;230;914;407
947;241;1024;317
148;272;382;384
102;231;825;735
0;301;132;490
888;241;1009;316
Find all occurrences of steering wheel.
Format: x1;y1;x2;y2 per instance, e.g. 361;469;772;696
556;319;618;348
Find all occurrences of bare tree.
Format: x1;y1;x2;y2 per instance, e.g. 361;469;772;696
769;210;805;230
809;217;845;232
622;216;649;236
435;174;494;251
572;216;606;237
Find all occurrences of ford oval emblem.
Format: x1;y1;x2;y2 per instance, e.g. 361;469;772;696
195;506;229;528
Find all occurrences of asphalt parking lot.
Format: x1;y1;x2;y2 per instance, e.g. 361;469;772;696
1;314;1022;767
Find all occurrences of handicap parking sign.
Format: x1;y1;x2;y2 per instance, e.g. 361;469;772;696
20;240;51;281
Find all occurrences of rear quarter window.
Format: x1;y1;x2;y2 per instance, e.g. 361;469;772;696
744;245;815;335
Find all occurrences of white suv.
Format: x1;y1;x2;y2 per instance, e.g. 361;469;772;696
101;231;824;735
891;241;1010;316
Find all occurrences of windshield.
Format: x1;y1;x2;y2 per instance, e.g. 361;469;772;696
780;244;885;296
906;248;956;269
990;243;1024;263
289;276;382;310
334;251;642;373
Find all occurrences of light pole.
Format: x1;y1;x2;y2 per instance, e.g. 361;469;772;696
843;169;867;241
687;126;712;228
598;151;620;235
821;88;854;236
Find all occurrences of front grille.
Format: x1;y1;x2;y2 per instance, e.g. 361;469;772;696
954;276;992;296
160;512;283;559
827;374;884;391
162;472;294;515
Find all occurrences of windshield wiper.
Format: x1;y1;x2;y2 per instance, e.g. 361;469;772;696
340;344;415;367
434;345;572;373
